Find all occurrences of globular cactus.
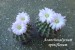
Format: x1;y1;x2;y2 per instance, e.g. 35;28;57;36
11;12;32;44
13;24;32;44
36;19;61;38
36;19;52;38
36;7;66;38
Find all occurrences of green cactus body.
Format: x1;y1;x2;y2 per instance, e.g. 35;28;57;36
36;19;60;38
36;19;52;38
13;24;32;43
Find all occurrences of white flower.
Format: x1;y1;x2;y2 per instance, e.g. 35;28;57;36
11;21;27;35
39;7;55;24
50;13;66;31
16;12;30;24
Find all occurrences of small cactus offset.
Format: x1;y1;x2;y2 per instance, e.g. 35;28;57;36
11;12;32;44
36;7;66;38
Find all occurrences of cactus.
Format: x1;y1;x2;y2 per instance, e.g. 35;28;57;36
11;12;32;44
36;19;52;38
36;7;66;38
13;24;32;44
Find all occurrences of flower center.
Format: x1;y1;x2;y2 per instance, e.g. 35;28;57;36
45;13;49;18
17;25;22;30
54;19;59;24
21;17;25;21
